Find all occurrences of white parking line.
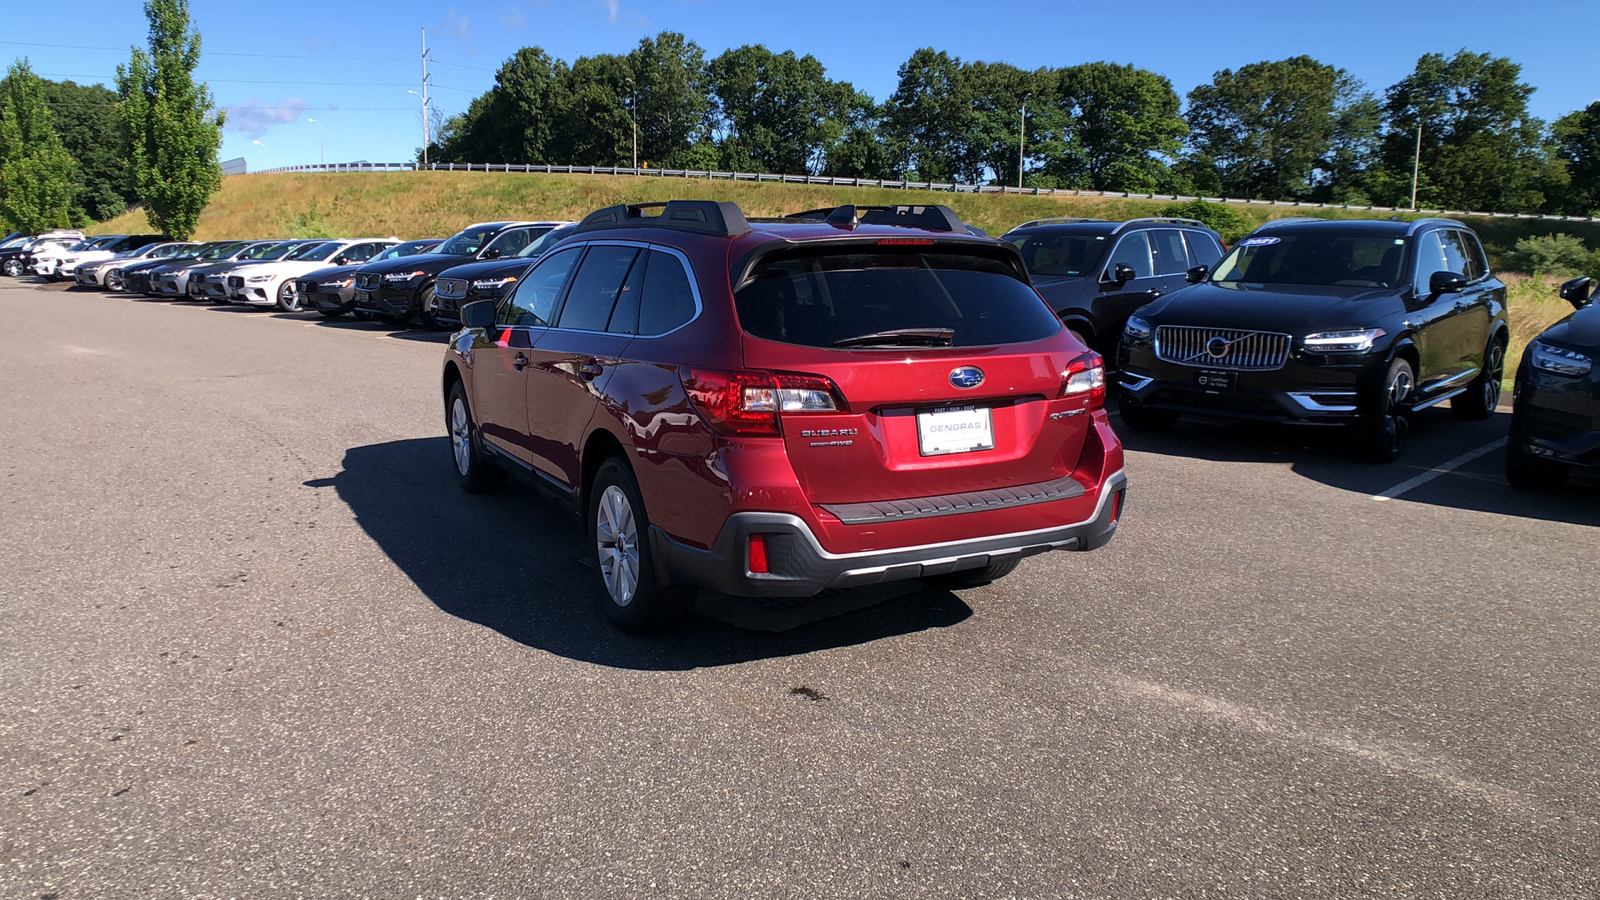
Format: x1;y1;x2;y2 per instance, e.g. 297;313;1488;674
1372;437;1508;502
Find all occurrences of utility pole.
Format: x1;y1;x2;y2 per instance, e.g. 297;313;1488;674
1409;119;1422;210
630;86;639;170
420;27;432;166
1017;96;1028;189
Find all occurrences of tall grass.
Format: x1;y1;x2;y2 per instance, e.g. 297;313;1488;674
1502;273;1579;388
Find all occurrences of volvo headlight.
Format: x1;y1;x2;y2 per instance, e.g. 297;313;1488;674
320;278;353;289
385;270;425;282
1123;315;1153;341
248;274;274;283
472;276;517;290
1304;328;1385;352
1530;341;1592;377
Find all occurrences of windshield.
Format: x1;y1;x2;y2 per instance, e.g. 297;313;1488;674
373;240;438;261
149;244;188;258
1212;233;1408;288
516;225;575;258
438;226;500;256
237;242;284;260
257;241;309;261
481;226;552;258
735;250;1060;349
292;242;341;262
1007;231;1111;278
198;242;244;260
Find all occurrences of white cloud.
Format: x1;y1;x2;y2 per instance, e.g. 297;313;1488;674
224;96;307;138
602;0;619;24
499;5;526;27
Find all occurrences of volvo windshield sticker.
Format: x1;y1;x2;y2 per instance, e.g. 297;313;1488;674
1238;237;1281;247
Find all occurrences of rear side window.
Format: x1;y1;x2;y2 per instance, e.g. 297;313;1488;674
1150;229;1189;275
735;250;1060;349
639;251;698;335
1450;230;1488;281
1183;231;1224;267
1108;232;1154;279
1413;231;1452;290
555;245;641;331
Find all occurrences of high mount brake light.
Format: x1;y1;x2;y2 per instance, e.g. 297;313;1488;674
1061;352;1106;409
874;238;936;246
679;368;848;436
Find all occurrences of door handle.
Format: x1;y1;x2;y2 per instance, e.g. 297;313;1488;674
513;353;529;371
1150;290;1163;299
578;361;604;380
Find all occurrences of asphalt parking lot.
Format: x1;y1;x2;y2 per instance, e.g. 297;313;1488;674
3;280;1598;899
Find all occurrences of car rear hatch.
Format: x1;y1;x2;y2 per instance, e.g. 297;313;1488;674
724;240;1101;507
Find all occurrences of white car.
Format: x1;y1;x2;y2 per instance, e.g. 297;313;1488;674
225;239;396;311
32;235;123;280
58;235;170;283
75;242;195;287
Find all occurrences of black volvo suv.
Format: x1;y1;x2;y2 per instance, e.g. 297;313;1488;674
1001;217;1226;359
1117;217;1508;462
352;221;562;328
1506;276;1600;488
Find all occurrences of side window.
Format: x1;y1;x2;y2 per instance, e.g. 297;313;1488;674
1184;231;1224;268
638;250;699;335
499;246;581;327
350;243;383;262
605;252;649;335
1452;231;1488;281
1438;230;1471;278
1150;229;1190;276
555;245;641;331
1413;232;1452;292
1107;232;1154;279
486;228;532;258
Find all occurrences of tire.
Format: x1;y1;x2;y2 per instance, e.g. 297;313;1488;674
105;272;125;292
1505;420;1568;490
588;457;693;633
417;285;444;330
1117;393;1179;432
922;559;1020;591
3;258;21;276
275;280;301;312
1452;334;1506;420
1356;356;1415;463
446;382;506;495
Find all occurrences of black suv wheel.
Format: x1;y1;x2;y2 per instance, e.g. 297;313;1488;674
1357;357;1414;463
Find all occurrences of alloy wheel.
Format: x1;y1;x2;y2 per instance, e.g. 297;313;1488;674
1482;342;1505;410
595;485;640;607
278;280;300;310
450;397;472;476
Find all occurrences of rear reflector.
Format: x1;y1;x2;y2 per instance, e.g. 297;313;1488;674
748;534;770;574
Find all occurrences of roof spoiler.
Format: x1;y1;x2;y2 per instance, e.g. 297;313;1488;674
576;200;752;237
783;204;972;234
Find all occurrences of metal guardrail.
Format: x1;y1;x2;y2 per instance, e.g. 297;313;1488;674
246;161;1600;224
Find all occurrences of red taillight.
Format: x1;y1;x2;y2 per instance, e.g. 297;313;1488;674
748;534;770;574
1111;490;1124;523
679;368;848;436
874;238;935;246
1061;352;1106;409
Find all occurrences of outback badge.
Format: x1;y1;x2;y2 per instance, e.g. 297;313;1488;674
949;366;984;389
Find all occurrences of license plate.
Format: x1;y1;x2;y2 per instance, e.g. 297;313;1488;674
917;406;994;456
1193;369;1236;394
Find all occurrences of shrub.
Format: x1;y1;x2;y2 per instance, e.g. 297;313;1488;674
1505;233;1591;275
286;200;338;239
1160;198;1251;243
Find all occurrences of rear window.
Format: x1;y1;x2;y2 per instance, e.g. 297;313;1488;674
1007;232;1108;278
735;250;1060;349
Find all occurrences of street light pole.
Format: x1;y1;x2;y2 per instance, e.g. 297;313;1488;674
631;88;638;170
1410;119;1422;210
307;117;324;166
1018;96;1028;189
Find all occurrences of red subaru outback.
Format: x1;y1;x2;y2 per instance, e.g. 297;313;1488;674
443;201;1126;631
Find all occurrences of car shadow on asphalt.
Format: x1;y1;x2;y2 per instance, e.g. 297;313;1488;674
1113;404;1600;527
294;315;451;342
328;437;973;670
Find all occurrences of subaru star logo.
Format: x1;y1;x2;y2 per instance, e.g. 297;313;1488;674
949;366;985;389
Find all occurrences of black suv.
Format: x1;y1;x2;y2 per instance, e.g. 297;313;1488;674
1001;217;1226;358
1506;276;1600;488
1117;217;1508;462
434;224;577;327
301;239;441;318
352;221;563;328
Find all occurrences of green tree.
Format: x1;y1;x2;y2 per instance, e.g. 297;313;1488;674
431;47;568;164
708;45;852;175
1184;56;1372;201
822;91;899;179
886;48;975;182
0;59;79;232
628;32;712;167
1550;102;1600;216
116;0;224;240
1052;62;1185;192
963;61;1057;187
1371;51;1552;212
554;53;635;166
40;79;134;221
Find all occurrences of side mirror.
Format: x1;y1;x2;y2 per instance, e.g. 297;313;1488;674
460;299;496;330
1559;275;1594;309
1428;270;1467;295
482;248;502;260
1185;265;1209;285
334;256;351;266
1103;263;1135;286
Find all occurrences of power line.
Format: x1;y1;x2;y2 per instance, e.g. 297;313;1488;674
0;39;407;63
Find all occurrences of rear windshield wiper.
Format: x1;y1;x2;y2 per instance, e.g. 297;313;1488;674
832;327;955;348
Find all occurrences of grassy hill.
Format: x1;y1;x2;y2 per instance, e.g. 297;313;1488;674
93;171;1600;268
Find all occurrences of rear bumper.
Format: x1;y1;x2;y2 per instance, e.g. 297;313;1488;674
650;469;1126;598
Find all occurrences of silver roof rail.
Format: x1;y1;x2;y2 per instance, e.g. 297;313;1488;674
1007;217;1109;231
1405;217;1466;234
1110;217;1206;233
1254;217;1324;228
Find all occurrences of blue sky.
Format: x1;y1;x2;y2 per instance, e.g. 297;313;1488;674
8;0;1598;171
